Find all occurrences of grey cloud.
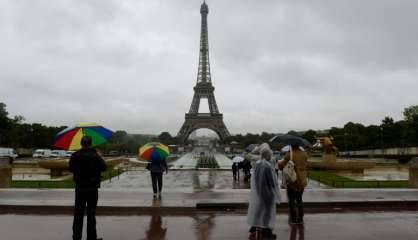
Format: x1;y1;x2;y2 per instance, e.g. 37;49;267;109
1;0;417;135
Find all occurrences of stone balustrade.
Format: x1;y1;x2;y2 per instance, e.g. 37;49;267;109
0;157;12;188
409;157;418;188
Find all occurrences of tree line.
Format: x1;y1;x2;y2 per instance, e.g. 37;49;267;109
1;102;417;153
223;105;418;151
0;103;66;149
0;102;154;154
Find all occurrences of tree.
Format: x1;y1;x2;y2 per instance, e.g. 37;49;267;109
0;102;10;145
110;130;128;144
403;105;418;122
156;132;175;145
302;130;317;144
381;116;400;148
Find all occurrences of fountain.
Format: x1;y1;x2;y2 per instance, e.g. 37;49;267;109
196;152;219;169
309;137;375;173
38;157;127;176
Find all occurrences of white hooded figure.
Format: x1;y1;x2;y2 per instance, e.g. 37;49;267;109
247;143;281;231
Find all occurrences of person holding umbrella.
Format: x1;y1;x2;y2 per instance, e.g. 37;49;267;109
271;134;310;225
140;143;169;199
278;144;308;225
54;123;112;240
69;136;107;240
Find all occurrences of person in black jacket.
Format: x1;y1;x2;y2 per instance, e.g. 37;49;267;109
69;136;106;240
148;156;168;199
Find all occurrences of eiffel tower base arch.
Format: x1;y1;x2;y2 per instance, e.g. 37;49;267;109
177;113;230;144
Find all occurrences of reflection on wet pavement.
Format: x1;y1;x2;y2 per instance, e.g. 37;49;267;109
102;170;251;190
102;170;325;190
290;225;305;240
142;215;167;240
1;212;417;240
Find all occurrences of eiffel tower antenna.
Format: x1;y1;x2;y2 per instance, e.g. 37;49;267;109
177;1;230;144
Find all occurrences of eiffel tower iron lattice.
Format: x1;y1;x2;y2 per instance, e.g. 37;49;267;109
177;1;230;143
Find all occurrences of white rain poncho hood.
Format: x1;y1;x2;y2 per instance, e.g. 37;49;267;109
247;143;281;229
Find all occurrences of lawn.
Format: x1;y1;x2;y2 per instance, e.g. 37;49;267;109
308;170;409;188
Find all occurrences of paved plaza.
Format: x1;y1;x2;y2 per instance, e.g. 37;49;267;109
101;170;325;190
1;212;417;240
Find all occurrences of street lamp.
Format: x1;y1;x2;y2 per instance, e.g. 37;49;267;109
380;126;384;158
344;132;348;159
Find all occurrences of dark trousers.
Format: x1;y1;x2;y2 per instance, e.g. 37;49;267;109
287;188;304;223
151;172;163;194
73;188;98;240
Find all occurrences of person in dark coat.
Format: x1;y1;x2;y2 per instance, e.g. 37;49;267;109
149;156;168;199
69;136;106;240
242;158;252;182
232;159;239;181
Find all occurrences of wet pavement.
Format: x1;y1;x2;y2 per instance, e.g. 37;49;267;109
101;170;325;190
1;212;417;240
1;188;418;212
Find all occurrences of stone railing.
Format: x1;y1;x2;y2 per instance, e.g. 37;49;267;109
0;157;12;188
409;157;418;188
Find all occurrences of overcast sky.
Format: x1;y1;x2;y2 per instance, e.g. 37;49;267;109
1;0;417;135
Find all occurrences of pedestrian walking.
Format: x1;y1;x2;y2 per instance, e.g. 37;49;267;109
232;162;239;181
69;136;106;240
247;144;280;239
241;158;252;182
279;144;308;225
148;156;168;199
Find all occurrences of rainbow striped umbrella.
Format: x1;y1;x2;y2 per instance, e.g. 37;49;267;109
139;142;170;162
53;123;113;150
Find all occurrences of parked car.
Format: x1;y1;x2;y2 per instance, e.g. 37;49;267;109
65;151;75;157
33;149;52;158
0;147;18;163
16;148;34;157
50;150;67;158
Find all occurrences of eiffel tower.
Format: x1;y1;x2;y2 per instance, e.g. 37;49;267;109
177;1;230;144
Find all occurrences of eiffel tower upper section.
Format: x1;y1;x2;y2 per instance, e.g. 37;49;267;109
177;1;230;142
196;1;211;85
187;0;220;115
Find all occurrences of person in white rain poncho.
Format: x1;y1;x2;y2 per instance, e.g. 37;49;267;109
247;143;281;239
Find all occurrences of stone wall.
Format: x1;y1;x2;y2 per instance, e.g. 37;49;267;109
0;157;12;188
409;157;418;188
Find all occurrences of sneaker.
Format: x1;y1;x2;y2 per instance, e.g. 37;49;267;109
248;227;256;233
288;220;298;225
157;193;162;199
153;194;157;199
